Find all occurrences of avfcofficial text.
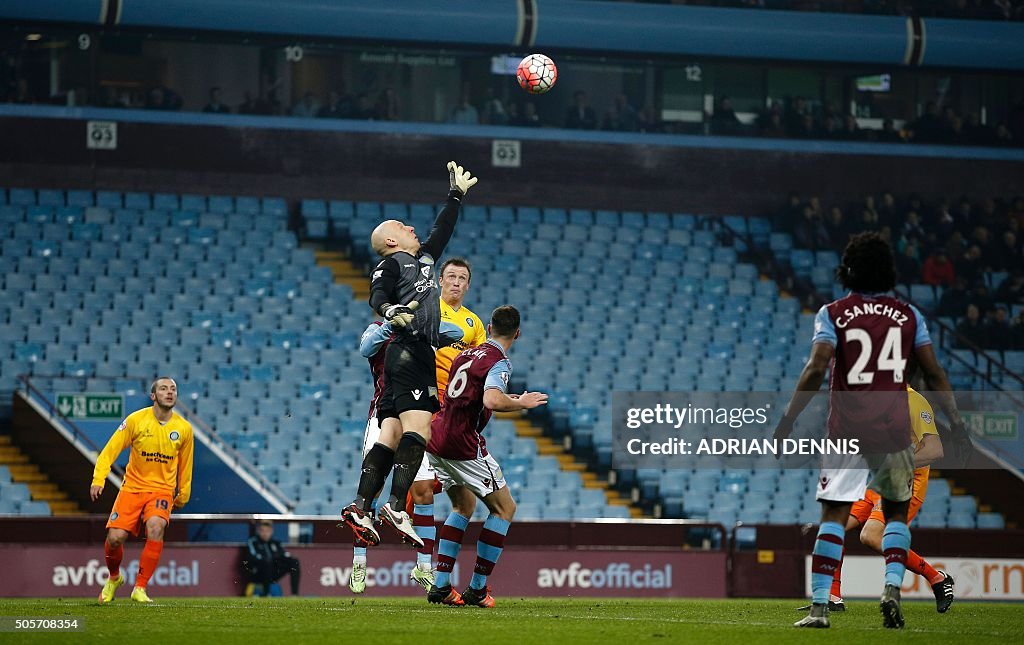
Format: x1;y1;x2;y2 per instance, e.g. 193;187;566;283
536;562;672;589
834;302;909;328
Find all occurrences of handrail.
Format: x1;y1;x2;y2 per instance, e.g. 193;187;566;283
174;400;296;510
15;373;125;479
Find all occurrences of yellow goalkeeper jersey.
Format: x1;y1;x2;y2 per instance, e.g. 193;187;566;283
92;407;194;504
436;299;486;397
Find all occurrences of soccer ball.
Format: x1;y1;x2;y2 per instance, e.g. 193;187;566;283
516;54;558;95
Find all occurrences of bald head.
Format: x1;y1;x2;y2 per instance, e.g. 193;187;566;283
371;220;420;256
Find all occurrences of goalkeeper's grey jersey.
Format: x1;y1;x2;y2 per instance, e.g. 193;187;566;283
372;250;444;347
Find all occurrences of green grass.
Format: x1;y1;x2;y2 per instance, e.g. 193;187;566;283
0;597;1020;644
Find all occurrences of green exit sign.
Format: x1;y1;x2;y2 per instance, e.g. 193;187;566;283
963;411;1018;440
56;393;124;420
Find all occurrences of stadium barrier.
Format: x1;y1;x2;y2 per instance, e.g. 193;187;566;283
3;516;1022;598
0;516;728;598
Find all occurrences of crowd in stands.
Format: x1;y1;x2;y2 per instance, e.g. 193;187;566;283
712;96;1021;147
779;191;1024;352
648;0;1024;21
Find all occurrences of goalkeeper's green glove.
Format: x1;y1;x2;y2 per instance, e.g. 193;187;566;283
380;301;419;328
448;161;478;197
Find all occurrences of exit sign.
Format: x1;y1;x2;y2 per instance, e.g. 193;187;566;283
56;393;124;420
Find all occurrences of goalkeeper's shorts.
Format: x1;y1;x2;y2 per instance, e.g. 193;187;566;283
380;336;439;416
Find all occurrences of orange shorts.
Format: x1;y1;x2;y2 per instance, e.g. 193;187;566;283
850;470;929;526
106;490;173;536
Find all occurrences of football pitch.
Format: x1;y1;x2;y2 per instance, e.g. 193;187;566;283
1;597;1020;644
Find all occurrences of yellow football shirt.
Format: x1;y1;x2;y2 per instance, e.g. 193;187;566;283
92;407;194;505
907;386;938;486
436;299;486;396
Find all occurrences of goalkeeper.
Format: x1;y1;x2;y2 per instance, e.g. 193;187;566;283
342;161;478;548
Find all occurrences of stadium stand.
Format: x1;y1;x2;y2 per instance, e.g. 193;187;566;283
0;187;1007;528
0;188;630;520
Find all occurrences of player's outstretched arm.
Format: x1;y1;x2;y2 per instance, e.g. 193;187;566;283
419;161;478;259
774;342;833;440
484;389;548;412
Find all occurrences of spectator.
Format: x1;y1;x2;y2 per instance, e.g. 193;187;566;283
710;96;742;135
820;115;841;138
1012;311;1024;350
876;118;903;143
794;205;830;250
937;276;972;317
953;303;988;349
785;96;810;135
520;102;542;127
374;87;399;121
480;88;508;125
353;93;374;119
603;93;639;132
506;102;523;126
794;113;818;138
995;270;1024;305
901;210;927;243
995;123;1015;146
637;105;663;133
241;520;300;597
760;109;787;137
964;113;994;145
942;230;966;266
258;89;283;116
895;238;922;284
824;206;853;249
291;91;319;118
984;306;1012;351
565;91;597;130
237;91;259;115
921;249;956;287
878;191;899;228
956;244;985;285
202;86;230;114
318;89;355;119
145;86;183;111
12;78;34;104
839;114;862;140
909;101;941;142
449;90;479;124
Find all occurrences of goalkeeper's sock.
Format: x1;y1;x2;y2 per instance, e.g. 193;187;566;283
413;504;436;568
386;432;426;509
882;522;911;588
905;550;944;586
434;512;470;589
354;443;395;511
829;545;845;600
470;515;510;590
810;522;845;605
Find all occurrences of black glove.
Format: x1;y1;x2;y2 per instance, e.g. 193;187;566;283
946;419;974;467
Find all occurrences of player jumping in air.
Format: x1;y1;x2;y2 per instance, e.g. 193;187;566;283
92;377;194;604
775;233;971;629
342;161;478;548
348;262;485;594
797;385;955;613
425;305;548;607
